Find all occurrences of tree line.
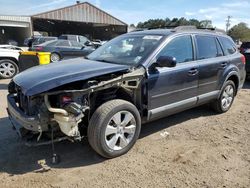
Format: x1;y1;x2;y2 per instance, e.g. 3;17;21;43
134;17;213;29
131;17;250;42
229;23;250;42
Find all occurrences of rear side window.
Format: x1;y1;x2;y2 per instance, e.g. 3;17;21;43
46;41;57;47
196;35;218;60
157;35;193;63
216;38;223;57
56;41;70;47
68;35;77;41
219;37;236;55
70;40;83;47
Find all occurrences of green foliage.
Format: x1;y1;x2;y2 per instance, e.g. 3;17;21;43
129;24;136;28
228;23;250;42
136;17;213;29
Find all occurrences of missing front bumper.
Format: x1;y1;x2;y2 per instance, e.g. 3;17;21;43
7;94;42;133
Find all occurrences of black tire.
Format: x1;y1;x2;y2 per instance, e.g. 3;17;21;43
88;99;141;158
0;59;19;79
211;80;236;113
50;52;61;62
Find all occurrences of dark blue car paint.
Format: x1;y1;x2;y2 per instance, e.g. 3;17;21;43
11;29;246;122
13;58;130;96
139;31;245;120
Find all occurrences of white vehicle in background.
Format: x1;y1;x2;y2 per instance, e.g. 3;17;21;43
0;45;22;79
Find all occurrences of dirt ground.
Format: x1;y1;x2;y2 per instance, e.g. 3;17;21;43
0;78;249;188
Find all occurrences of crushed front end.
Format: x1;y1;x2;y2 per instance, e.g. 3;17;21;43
6;67;145;145
7;80;90;144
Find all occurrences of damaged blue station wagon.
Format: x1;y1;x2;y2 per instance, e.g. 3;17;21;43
7;26;246;158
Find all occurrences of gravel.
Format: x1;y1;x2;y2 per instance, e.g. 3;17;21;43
0;78;249;188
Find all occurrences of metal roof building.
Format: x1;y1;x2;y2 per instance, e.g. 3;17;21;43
32;2;126;26
0;2;127;45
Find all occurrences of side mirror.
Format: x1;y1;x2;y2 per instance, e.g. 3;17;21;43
154;56;177;68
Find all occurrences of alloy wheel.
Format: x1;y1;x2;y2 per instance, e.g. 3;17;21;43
51;53;60;62
105;111;136;151
221;85;234;109
0;62;16;78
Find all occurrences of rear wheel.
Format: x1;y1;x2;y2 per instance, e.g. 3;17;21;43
0;59;19;79
211;80;236;113
50;53;60;62
88;99;141;158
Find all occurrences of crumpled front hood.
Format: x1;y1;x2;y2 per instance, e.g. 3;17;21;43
13;58;130;96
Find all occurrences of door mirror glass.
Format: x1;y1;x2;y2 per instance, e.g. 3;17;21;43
155;56;177;68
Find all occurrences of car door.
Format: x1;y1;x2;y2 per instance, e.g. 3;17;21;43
147;34;199;120
69;40;86;57
194;35;228;103
55;40;72;58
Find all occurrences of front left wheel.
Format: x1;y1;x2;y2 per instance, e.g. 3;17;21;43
88;99;141;158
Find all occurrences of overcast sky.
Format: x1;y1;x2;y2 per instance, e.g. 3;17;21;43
0;0;250;29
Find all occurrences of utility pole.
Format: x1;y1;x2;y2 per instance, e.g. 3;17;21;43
226;16;232;33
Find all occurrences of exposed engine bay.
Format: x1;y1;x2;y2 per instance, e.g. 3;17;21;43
7;67;146;144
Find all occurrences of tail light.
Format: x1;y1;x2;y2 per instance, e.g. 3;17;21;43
35;46;43;51
241;55;246;65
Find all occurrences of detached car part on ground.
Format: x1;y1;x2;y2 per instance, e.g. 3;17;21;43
7;27;246;158
0;45;22;79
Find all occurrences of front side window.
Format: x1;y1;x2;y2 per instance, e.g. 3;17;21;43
219;37;236;55
196;35;218;60
79;36;88;43
87;35;164;66
157;35;193;63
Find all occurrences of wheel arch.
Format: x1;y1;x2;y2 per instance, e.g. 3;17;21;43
90;87;137;111
0;57;19;65
220;71;240;96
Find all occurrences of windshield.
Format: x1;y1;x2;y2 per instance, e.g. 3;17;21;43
87;34;163;66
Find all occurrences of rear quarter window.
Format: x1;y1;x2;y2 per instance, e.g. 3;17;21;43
219;37;237;55
196;35;219;60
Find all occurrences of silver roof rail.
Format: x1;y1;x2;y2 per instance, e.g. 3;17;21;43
172;25;226;34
